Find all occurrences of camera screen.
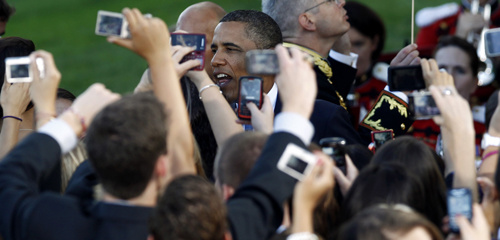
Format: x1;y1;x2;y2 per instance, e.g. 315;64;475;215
172;34;205;51
448;189;472;231
241;79;261;101
409;93;440;118
248;53;279;75
486;30;500;55
388;66;425;91
98;15;123;36
286;156;308;174
373;132;393;148
10;64;30;78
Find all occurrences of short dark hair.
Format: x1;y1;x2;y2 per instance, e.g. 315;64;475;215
344;1;386;61
340;163;427;224
214;131;268;188
85;92;167;199
57;88;76;102
0;0;15;22
338;205;442;240
435;36;480;77
0;37;36;117
219;10;282;49
150;175;227;240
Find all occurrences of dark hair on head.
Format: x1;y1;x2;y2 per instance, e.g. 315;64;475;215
57;88;76;102
0;0;15;22
339;163;427;225
435;35;479;76
150;175;227;240
214;131;269;188
371;136;447;228
344;1;386;62
85;92;167;199
338;205;443;240
219;10;283;49
0;37;36;117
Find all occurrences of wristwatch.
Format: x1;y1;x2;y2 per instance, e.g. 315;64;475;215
481;133;500;149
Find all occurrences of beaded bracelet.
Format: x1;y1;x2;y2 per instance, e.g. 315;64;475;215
198;84;222;100
2;115;22;122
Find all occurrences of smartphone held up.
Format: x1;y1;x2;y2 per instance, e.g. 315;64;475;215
237;76;263;120
170;33;206;71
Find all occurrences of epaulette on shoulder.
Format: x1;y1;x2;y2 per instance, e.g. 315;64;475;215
416;2;460;27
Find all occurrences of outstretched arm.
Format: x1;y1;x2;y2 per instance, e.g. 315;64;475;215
109;8;195;176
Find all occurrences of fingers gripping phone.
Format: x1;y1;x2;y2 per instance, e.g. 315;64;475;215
237;76;263;120
170;33;206;71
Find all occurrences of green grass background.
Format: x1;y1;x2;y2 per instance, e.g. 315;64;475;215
5;0;452;95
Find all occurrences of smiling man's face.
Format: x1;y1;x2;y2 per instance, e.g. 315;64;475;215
211;21;258;103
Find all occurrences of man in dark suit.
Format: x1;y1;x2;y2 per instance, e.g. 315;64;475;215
262;0;357;108
211;10;365;145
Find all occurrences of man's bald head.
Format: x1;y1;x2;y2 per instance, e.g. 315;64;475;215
176;2;226;73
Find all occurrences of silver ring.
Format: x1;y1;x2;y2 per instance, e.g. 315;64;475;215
439;68;447;73
442;88;452;96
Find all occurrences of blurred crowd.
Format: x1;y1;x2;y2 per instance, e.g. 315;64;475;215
0;0;500;239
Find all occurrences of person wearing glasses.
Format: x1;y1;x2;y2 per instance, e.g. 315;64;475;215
263;0;357;109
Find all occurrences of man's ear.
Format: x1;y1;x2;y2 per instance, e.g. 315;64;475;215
298;13;316;31
155;154;168;178
222;184;235;201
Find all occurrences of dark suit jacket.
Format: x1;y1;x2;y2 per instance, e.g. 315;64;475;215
227;132;303;240
275;97;367;146
315;57;357;106
0;133;153;240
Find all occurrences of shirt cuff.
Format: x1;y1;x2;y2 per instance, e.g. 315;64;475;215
329;50;358;68
383;85;409;103
274;112;314;145
38;119;78;154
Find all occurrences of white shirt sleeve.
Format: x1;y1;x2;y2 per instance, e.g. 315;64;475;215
274;112;314;145
328;50;358;68
38;119;78;154
383;85;409;103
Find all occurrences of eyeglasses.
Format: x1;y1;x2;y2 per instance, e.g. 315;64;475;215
303;0;339;13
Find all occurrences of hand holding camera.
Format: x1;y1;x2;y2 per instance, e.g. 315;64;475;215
107;8;170;64
275;45;316;120
236;94;273;134
28;50;61;118
0;80;30;118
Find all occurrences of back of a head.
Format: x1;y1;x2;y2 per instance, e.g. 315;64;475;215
0;0;14;22
0;37;35;116
371;136;446;227
85;92;167;200
340;163;426;224
262;0;309;37
219;10;283;49
338;205;442;240
344;1;386;61
214;131;269;189
150;175;227;240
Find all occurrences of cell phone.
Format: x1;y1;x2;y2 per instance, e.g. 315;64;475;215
171;33;206;71
447;188;472;233
277;143;318;181
95;10;130;39
319;137;346;173
237;76;263;120
5;56;45;83
388;65;425;91
246;50;280;75
371;130;394;149
485;28;500;57
408;91;440;119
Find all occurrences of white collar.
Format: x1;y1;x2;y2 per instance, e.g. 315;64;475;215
267;83;278;110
